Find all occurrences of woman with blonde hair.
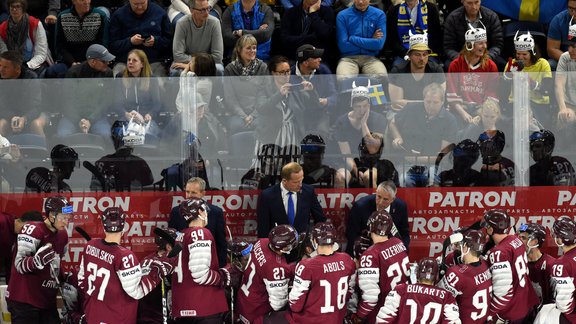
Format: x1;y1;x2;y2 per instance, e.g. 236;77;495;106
447;24;499;126
115;49;161;137
223;34;269;134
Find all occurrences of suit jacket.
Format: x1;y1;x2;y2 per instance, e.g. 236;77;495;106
345;194;410;255
168;203;227;268
257;183;326;237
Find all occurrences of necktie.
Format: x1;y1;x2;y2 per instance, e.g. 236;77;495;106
287;192;295;226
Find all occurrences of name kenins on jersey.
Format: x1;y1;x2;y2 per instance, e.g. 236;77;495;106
85;245;115;264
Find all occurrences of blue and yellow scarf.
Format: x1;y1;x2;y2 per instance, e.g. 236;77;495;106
397;0;429;49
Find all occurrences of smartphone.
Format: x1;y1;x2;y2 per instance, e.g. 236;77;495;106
141;33;151;40
288;83;305;91
11;118;19;128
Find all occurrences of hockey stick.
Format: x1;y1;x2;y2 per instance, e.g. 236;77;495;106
48;255;71;319
75;226;91;241
217;158;225;190
83;161;107;192
226;225;235;324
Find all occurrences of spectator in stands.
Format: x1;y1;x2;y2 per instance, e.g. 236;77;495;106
221;0;274;61
388;32;445;111
90;120;154;191
503;31;553;128
223;34;268;135
175;52;217;114
114;49;161;138
167;0;220;28
300;134;336;188
476;129;515;186
27;0;58;25
280;0;336;67
555;23;576;147
59;44;114;137
48;0;108;78
336;132;399;188
447;24;498;126
0;0;49;75
331;84;387;184
255;55;318;149
280;0;335;10
443;0;503;69
547;0;576;70
0;50;43;137
171;0;224;75
336;0;387;81
457;98;504;142
109;0;172;77
386;0;442;67
290;44;336;135
389;82;457;156
169;53;217;143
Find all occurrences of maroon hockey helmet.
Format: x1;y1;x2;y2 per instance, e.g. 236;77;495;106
519;223;547;247
101;207;126;233
268;224;298;253
44;196;73;219
155;227;178;249
462;230;486;252
482;209;511;234
312;222;336;246
553;217;576;246
179;197;209;224
367;210;393;237
353;231;372;259
416;257;439;283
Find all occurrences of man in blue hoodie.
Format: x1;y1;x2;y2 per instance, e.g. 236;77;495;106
336;0;387;81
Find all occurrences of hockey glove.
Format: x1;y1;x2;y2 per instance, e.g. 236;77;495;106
33;243;55;270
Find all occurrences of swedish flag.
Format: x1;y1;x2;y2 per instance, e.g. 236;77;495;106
368;84;387;106
483;0;566;24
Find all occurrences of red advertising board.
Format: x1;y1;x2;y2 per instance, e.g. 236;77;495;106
1;187;573;271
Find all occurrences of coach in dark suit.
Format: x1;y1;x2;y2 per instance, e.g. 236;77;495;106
257;162;326;238
168;177;227;267
346;180;410;255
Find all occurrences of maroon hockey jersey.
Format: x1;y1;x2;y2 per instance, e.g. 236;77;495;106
356;237;409;323
485;235;539;321
171;226;228;318
376;283;460;323
286;252;356;323
137;253;166;323
528;253;556;305
236;238;292;324
78;238;161;324
6;221;68;309
550;246;576;322
438;260;492;324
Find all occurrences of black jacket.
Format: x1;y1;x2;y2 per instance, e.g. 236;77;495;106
443;6;503;61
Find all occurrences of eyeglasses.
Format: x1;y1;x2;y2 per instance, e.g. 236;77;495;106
274;70;291;75
10;4;23;9
193;6;212;13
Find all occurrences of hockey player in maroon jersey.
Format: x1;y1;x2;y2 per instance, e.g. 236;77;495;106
376;257;461;323
61;268;85;324
5;196;72;324
78;207;177;324
438;230;492;323
172;198;236;323
138;227;178;324
482;209;539;323
518;223;556;305
286;222;356;323
236;224;298;324
347;210;410;324
534;217;576;323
